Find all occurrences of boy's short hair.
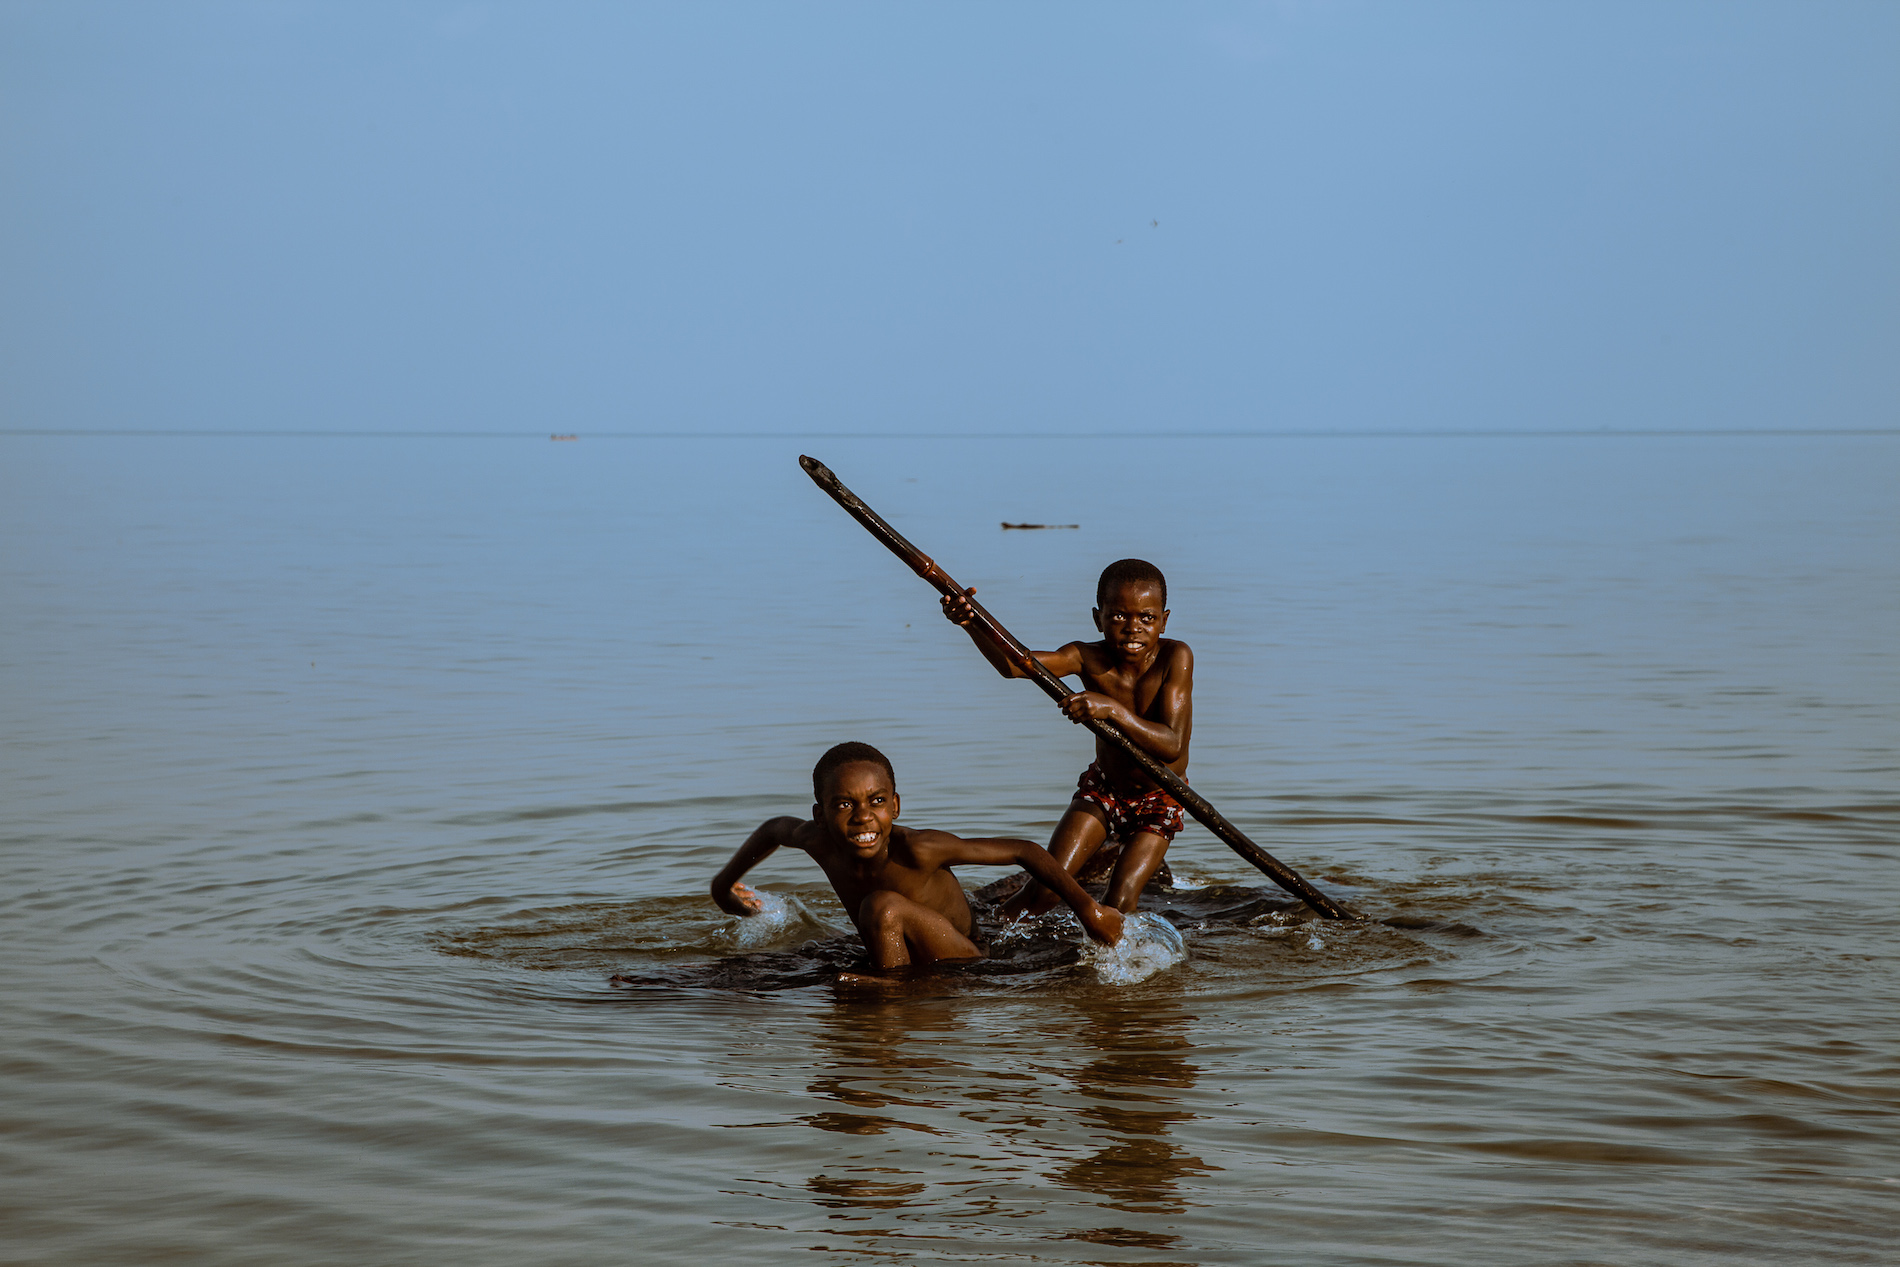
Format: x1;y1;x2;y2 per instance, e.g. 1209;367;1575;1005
1096;558;1167;608
812;742;897;801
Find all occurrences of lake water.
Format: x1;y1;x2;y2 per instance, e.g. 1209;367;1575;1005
2;432;1896;1265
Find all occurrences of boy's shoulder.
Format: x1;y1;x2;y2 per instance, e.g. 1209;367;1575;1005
761;814;827;851
1156;638;1194;684
889;824;999;874
889;823;959;859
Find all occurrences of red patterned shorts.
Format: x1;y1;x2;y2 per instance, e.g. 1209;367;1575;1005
1074;762;1186;843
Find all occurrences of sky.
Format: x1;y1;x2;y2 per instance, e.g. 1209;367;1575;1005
2;1;1896;436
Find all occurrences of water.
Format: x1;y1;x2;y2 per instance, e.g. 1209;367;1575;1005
2;432;1896;1264
1076;912;1189;986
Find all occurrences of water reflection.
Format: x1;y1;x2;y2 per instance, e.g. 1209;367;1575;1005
800;994;961;1139
788;985;1213;1264
787;994;965;1257
1052;994;1211;1265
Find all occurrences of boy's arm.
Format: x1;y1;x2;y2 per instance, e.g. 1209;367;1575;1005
709;817;800;916
1060;643;1193;762
941;587;1085;680
913;831;1124;945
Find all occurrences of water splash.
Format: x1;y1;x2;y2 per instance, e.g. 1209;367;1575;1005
715;891;832;951
1079;912;1188;985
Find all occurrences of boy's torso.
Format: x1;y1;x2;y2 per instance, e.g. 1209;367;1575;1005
1076;636;1192;787
791;822;974;936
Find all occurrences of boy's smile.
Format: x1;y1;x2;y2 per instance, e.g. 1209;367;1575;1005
1093;581;1169;663
816;761;901;858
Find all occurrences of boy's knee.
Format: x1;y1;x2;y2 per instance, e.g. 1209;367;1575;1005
858;891;906;926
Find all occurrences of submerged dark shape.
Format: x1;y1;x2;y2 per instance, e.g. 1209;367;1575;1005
1000;522;1079;530
1379;914;1487;938
607;877;1324;993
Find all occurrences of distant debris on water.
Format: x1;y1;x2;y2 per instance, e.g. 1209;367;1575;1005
549;433;578;441
1001;521;1079;531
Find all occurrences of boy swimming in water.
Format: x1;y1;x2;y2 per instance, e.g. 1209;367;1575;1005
710;742;1124;974
942;558;1190;917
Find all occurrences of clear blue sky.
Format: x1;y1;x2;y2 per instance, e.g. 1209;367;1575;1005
3;1;1895;435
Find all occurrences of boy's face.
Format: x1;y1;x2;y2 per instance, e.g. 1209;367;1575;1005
1093;580;1169;661
815;761;901;859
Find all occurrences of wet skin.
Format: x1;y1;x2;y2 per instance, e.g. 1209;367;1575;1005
942;579;1192;915
709;760;1123;974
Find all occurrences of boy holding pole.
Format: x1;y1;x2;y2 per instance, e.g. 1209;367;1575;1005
943;559;1190;918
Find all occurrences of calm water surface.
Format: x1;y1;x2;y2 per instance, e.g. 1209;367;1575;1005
2;434;1896;1265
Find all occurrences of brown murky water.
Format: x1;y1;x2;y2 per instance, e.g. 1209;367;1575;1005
3;433;1896;1264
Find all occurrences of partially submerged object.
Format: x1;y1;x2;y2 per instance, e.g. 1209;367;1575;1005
606;876;1309;993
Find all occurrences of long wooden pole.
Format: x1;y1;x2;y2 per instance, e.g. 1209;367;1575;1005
799;454;1357;920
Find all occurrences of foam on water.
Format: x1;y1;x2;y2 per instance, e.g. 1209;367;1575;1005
1079;912;1189;985
714;891;833;951
987;908;1188;984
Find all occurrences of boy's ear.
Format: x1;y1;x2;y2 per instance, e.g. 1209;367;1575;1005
1091;606;1103;631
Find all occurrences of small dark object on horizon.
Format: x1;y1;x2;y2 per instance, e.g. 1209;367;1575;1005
550;433;578;441
1001;521;1079;531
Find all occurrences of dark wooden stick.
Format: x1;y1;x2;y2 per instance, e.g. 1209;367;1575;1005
799;454;1358;919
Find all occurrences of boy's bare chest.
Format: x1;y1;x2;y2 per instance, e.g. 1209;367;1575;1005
810;841;953;903
1080;651;1171;714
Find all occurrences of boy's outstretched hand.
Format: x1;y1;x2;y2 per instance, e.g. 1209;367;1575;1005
714;882;766;916
940;586;978;626
1080;901;1124;946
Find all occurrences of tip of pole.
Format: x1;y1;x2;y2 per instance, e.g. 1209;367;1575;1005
798;455;820;473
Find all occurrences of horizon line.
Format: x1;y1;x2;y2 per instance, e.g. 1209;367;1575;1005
4;427;1897;439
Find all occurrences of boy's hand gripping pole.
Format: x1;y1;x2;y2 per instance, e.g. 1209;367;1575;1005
799;455;1358;920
